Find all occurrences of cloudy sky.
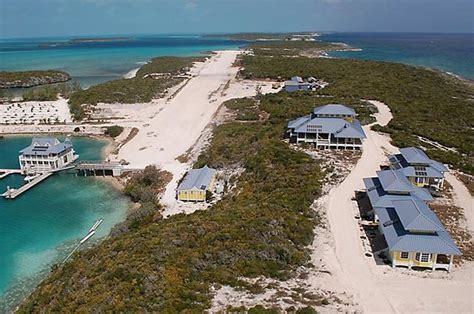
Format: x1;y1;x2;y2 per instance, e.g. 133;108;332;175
0;0;473;38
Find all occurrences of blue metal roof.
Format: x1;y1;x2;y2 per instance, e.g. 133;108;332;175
313;104;356;117
177;165;216;191
364;176;432;209
292;117;366;139
377;169;414;193
392;199;444;232
389;149;448;178
19;138;72;156
375;206;460;255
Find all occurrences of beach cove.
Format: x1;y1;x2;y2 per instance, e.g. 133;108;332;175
0;136;130;311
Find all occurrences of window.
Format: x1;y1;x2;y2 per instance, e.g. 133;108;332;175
400;252;409;259
415;252;432;262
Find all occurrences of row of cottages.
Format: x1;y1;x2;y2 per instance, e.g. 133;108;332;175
176;165;216;202
287;104;366;150
364;169;460;271
389;147;448;190
18;138;78;173
284;76;318;92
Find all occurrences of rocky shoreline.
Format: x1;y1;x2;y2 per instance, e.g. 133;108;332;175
0;70;71;88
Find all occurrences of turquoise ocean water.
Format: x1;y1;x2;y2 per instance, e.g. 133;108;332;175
0;35;245;88
319;33;474;80
0;137;130;311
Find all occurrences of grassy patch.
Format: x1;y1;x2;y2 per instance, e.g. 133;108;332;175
104;125;124;138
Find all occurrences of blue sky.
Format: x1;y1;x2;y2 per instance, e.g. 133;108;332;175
0;0;473;38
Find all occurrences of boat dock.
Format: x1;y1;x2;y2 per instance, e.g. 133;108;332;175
76;161;138;177
0;169;23;179
2;172;53;199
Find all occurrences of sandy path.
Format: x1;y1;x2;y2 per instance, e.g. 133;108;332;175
445;172;474;235
319;100;473;313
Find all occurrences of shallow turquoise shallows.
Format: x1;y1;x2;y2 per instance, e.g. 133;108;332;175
0;137;130;311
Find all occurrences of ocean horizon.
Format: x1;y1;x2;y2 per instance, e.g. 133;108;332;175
1;33;473;90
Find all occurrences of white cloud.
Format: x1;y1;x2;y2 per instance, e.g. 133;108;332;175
185;0;198;10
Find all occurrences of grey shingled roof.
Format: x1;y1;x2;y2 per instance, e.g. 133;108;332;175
334;119;366;139
20;137;72;156
288;115;311;129
377;169;414;193
291;76;303;83
375;206;460;255
392;199;444;232
313;104;356;116
177;166;216;191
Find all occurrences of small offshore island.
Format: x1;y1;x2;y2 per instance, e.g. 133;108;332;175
0;71;71;89
0;33;473;313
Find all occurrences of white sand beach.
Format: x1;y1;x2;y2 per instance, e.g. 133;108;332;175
0;98;72;125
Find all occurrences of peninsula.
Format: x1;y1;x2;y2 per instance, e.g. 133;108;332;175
0;70;71;89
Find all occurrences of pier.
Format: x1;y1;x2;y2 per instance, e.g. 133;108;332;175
0;169;23;179
2;172;53;199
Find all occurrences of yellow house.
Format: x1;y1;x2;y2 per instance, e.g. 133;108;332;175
376;199;460;272
176;165;216;202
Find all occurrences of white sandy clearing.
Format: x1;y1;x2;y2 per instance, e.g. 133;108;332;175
0;97;72;125
123;67;140;79
316;100;473;313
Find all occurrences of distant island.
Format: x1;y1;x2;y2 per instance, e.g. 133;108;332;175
206;32;320;41
38;37;132;48
69;37;132;43
0;70;71;89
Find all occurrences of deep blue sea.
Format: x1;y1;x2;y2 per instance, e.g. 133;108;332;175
0;137;130;311
320;33;474;80
0;35;245;87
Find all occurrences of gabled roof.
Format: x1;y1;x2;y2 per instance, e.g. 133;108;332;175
177;165;216;191
284;81;311;87
400;147;431;165
364;176;432;208
375;206;460;255
392;199;444;232
389;148;448;178
20;137;72;156
288;115;311;129
377;169;413;193
313;104;356;117
334;119;366;139
293;117;366;139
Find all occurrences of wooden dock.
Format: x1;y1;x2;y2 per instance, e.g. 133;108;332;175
2;172;53;199
76;161;137;177
0;169;23;179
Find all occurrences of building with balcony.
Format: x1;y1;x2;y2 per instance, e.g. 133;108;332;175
18;137;78;173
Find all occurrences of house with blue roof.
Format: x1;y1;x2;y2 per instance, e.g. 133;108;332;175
389;147;448;189
362;169;460;271
176;165;216;202
376;199;460;271
18;137;78;173
287;104;366;150
284;76;315;92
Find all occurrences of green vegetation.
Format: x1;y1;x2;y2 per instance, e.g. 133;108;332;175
0;70;71;88
68;56;205;120
20;91;325;312
104;125;124;138
225;97;261;121
21;82;81;102
240;50;474;174
247;41;342;57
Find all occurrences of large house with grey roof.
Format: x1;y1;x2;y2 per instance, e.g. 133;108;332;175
363;169;460;271
176;165;216;202
287;104;366;150
284;76;316;92
19;137;78;173
389;147;448;189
